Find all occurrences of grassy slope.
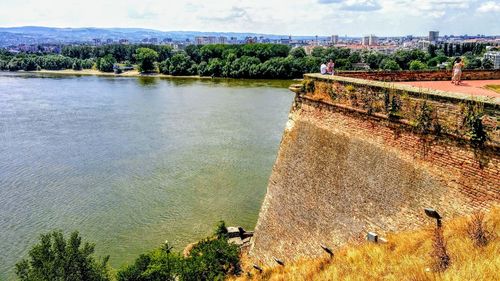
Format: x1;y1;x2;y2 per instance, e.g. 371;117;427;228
232;207;500;281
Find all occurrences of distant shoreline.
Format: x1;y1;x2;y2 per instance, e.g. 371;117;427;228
13;69;214;79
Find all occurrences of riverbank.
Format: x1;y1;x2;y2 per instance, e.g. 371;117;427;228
25;69;214;79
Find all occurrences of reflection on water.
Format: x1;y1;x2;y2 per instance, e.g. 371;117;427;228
0;72;294;279
138;76;158;86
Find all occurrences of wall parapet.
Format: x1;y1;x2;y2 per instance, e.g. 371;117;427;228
299;74;499;148
335;69;500;82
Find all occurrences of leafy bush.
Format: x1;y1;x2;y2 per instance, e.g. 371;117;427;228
117;244;180;281
380;59;401;71
22;57;39;71
96;55;116;72
135;48;159;73
72;59;83;70
482;58;493;70
165;53;195;76
409;60;427;70
180;237;239;281
289;47;306;59
16;231;110;281
117;221;240;281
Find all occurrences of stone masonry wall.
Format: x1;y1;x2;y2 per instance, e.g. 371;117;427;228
336;69;500;81
250;74;499;265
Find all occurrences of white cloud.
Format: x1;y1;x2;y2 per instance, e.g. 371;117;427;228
477;1;500;12
0;0;497;35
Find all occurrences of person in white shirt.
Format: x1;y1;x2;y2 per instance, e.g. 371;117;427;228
320;63;327;74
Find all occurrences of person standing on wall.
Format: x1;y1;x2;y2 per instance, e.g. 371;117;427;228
451;57;464;85
327;59;335;75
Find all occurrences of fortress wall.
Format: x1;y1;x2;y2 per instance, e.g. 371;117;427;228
336;69;500;81
250;74;499;265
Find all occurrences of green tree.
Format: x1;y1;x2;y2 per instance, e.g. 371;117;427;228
117;243;180;281
72;59;83;70
289;47;306;58
22;57;39;71
380;58;401;71
135;48;159;73
228;56;261;78
409;60;427;70
482;58;493;69
167;53;195;76
158;59;171;74
96;55;115;72
180;238;239;281
16;231;110;281
156;46;174;62
335;58;353;70
348;51;362;64
465;58;482;69
363;51;386;69
427;44;437;57
0;59;8;70
7;57;23;71
117;221;240;281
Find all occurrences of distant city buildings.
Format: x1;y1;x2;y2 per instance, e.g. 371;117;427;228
2;29;499;59
429;31;439;43
331;35;339;45
362;35;378;46
195;36;228;45
484;51;500;69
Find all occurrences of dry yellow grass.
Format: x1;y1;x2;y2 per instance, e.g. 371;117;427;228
231;207;500;281
484;85;500;94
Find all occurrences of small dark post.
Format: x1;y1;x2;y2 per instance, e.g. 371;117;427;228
273;257;285;266
320;244;334;257
252;264;263;273
424;208;442;228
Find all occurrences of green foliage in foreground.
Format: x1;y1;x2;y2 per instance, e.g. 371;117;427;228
16;222;240;281
15;231;110;281
117;221;240;281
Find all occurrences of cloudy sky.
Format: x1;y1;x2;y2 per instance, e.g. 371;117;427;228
0;0;499;36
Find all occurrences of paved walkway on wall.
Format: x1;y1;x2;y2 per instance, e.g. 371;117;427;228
397;80;500;98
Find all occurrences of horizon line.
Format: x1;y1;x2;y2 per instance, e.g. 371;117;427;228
2;25;499;38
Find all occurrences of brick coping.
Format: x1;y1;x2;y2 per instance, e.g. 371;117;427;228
304;73;500;108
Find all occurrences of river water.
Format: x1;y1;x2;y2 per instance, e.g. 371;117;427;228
0;72;294;278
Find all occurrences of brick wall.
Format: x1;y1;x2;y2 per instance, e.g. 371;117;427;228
335;69;500;81
250;74;499;265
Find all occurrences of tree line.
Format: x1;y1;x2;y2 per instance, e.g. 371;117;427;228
0;42;496;78
15;222;240;281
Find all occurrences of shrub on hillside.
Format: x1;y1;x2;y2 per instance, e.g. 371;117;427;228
16;231;110;281
117;221;240;281
467;211;495;247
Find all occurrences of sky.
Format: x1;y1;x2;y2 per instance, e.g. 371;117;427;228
0;0;499;36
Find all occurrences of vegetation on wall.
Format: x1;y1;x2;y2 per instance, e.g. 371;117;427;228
461;102;488;148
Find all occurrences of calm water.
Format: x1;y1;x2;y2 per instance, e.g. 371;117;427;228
0;72;294;278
